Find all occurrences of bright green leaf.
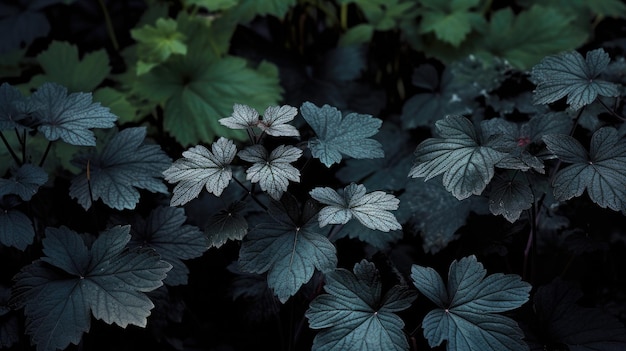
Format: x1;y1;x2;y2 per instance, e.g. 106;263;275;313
131;17;187;75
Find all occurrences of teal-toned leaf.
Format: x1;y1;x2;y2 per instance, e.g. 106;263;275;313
332;219;403;250
0;285;19;348
10;226;171;351
238;144;302;200
0;2;52;53
130;17;187;75
128;206;208;286
163;137;237;206
487;173;533;223
0;82;32;130
31;83;117;146
409;115;508;200
0;209;34;250
0;164;48;201
310;183;401;232
219;103;299;137
306;259;417;351
238;201;336;303
301;102;384;167
69;127;172;210
543;127;626;211
411;255;531;351
531;48;620;110
205;201;248;248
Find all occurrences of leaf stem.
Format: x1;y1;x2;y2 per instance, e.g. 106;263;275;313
97;0;120;50
233;176;268;211
39;141;53;167
598;98;626;121
568;106;586;136
0;130;21;165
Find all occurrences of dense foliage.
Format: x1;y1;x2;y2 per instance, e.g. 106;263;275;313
2;1;626;350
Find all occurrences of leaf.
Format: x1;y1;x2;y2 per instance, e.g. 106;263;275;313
487;173;534;223
0;2;52;54
0;82;32;130
300;102;384;167
30;83;117;146
409;115;508;200
542;127;626;211
127;206;208;286
531;48;620;110
131;17;187;75
163;137;237;206
411;255;531;351
332;219;403;250
306;259;417;351
418;0;486;46
0;209;35;250
0;164;48;201
238;144;302;200
0;285;19;348
310;183;401;232
10;225;171;351
205;201;248;248
219;103;299;137
28;41;111;92
69;127;172;210
238;205;337;303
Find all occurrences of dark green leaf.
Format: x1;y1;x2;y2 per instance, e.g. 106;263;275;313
306;260;417;351
130;18;187;75
0;209;34;250
205;201;248;248
69;127;172;210
0;164;48;201
487;173;534;223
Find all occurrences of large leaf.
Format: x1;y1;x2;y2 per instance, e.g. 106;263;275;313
300;102;384;167
163;137;237;206
69;127;172;210
10;226;171;351
0;209;34;250
0;163;48;201
306;259;417;351
531;48;620;110
409;115;508;200
127;206;208;286
30;83;117;146
238;144;302;200
543;127;626;211
310;183;401;232
411;255;531;351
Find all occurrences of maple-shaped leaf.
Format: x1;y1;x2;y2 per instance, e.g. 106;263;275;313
543;127;626;211
130;17;187;75
409;115;508;200
524;278;626;350
0;209;34;250
205;201;248;248
300;102;384;167
306;259;417;351
310;183;401;232
417;0;487;47
238;144;302;200
10;225;171;351
69;127;172;210
0;82;32;130
219;104;299;137
531;48;620;110
411;255;531;351
163;137;237;206
0;163;47;201
238;199;337;303
30;83;117;146
487;173;533;223
127;206;208;286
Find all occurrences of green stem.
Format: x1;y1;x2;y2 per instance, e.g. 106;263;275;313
0;130;20;165
98;0;120;50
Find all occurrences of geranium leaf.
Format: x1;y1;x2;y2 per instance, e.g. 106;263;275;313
411;255;531;351
69;127;172;210
300;102;384;167
409;115;508;200
0;164;47;201
163;137;237;206
30;83;117;146
543;127;626;211
0;209;35;250
418;0;486;47
0;82;32;130
487;173;534;223
306;260;417;351
219;104;299;137
310;183;401;232
10;225;171;351
205;201;248;248
218;103;260;130
531;48;620;110
130;17;187;75
238;144;302;200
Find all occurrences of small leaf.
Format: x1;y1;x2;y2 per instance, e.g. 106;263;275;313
0;209;35;250
0;164;48;201
205;201;248;248
238;144;302;200
0;82;31;131
301;102;384;167
531;48;620;110
487;174;533;223
411;255;531;351
219;103;260;130
131;17;187;75
306;260;417;351
31;82;117;146
257;105;299;137
69;127;172;210
310;183;401;232
163;137;237;206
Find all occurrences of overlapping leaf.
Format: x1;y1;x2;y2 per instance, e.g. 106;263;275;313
220;104;299;137
487;174;533;223
131;18;187;75
543;127;626;211
0;164;48;201
69;127;172;210
310;183;401;232
0;209;34;250
205;201;248;248
409;115;508;200
411;255;531;351
300;102;384;167
10;226;171;351
306;260;417;351
531;48;620;110
0;82;31;130
238;144;302;200
163;137;237;206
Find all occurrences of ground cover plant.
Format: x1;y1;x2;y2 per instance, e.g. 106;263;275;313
1;0;626;350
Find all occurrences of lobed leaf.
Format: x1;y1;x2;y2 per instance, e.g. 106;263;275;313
238;144;302;200
0;164;48;201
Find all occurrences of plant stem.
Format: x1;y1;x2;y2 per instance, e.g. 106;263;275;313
97;0;119;50
0;130;21;165
233;176;268;211
568;106;586;136
340;3;348;30
598;98;626;121
39;141;52;167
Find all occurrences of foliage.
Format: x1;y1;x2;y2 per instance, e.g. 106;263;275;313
1;1;626;351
